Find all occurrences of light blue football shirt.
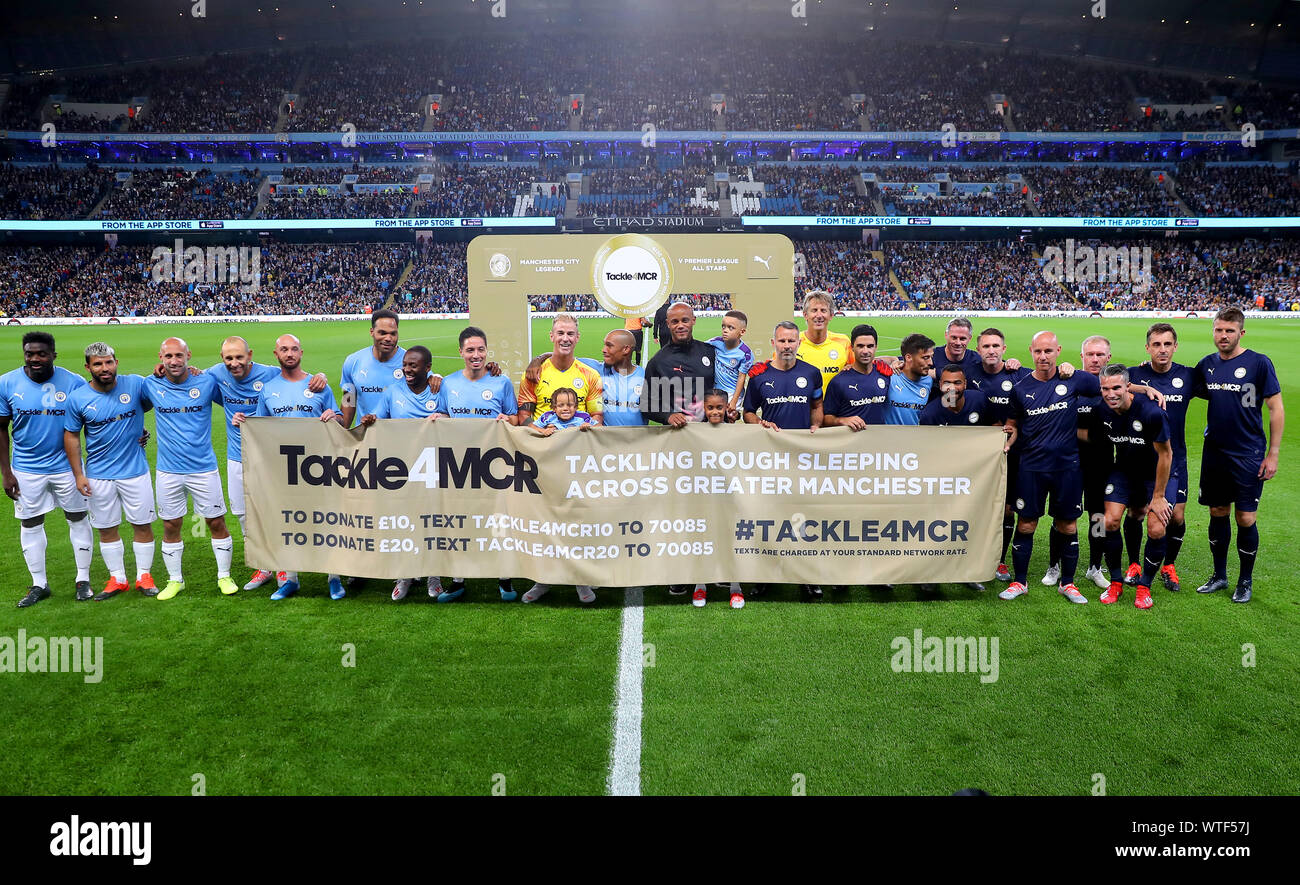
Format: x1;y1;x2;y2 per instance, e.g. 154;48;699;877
206;361;280;463
255;373;339;418
341;345;406;423
438;371;518;420
63;374;153;480
143;372;223;474
0;365;86;473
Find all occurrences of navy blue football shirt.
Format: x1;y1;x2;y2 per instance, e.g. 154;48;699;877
743;359;823;430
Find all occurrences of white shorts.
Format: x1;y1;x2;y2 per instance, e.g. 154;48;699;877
227;459;245;516
11;469;89;520
87;474;157;529
157;470;227;521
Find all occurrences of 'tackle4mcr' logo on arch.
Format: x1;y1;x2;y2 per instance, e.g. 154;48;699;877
280;445;541;493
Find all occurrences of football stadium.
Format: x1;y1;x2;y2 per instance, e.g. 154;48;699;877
0;0;1297;835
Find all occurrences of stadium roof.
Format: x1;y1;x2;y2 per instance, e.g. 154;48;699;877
2;0;1298;80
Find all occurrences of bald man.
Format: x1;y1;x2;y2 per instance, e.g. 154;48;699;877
232;334;344;600
142;337;234;600
1003;331;1162;604
204;335;327;592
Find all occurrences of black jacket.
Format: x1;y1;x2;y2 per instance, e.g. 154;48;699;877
641;338;717;425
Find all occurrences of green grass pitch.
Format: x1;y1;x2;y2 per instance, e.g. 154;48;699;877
1;314;1297;795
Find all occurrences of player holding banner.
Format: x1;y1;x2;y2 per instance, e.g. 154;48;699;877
1;332;95;607
232;334;344;600
434;328;525;603
359;345;446;601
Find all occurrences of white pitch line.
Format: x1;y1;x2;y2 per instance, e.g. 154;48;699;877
607;586;645;796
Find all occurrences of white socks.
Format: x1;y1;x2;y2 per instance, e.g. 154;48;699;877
101;539;127;582
20;525;47;588
133;540;155;579
68;519;93;582
162;541;185;582
211;537;233;579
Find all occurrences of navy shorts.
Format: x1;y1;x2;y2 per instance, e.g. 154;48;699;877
1082;457;1111;516
1171;459;1189;505
1015;465;1083;522
1198;448;1264;512
1005;450;1020;509
1104;470;1178;511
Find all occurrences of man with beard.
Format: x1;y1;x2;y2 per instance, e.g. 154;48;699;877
62;343;158;601
233;334;344;600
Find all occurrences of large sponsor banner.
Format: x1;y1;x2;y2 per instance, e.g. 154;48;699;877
242;419;1006;586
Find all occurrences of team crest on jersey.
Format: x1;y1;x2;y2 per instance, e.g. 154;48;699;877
877;377;887;389
1172;377;1184;388
829;349;839;360
55;391;66;402
189;387;201;399
393;369;403;379
253;381;264;392
1015;498;1025;510
1234;367;1247;379
1001;379;1013;392
633;382;644;396
1132;420;1142;431
573;377;585;390
481;389;494;400
968;412;979;423
303;389;315;399
1105;484;1115;495
1055;384;1067;396
796;377;808;388
701;356;711;367
118;393;131;404
425;400;436;411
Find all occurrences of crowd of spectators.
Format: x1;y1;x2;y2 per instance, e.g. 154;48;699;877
0;163;113;219
8;39;1300;136
3;157;1297;221
737;165;875;215
396;241;470;313
0;242;403;317
1030;166;1180;216
260;189;413;219
97;167;261;220
888;240;1070;310
795;241;902;310
883;191;1026;217
277;164;424;184
414;164;542;217
578;167;717;216
7;237;1300;318
1175;164;1300;217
